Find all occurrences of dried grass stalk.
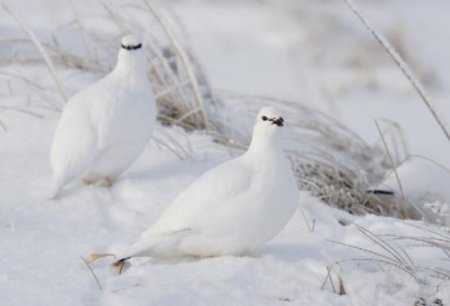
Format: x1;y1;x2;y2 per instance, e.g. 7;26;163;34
1;3;68;105
344;0;449;141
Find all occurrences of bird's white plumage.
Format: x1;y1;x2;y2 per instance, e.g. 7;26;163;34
372;158;450;204
50;34;156;197
121;34;141;47
118;107;299;260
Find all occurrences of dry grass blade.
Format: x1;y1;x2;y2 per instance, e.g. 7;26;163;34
330;224;419;280
100;1;130;34
376;118;409;164
152;127;192;160
142;0;209;129
0;118;6;132
320;265;346;295
407;154;450;175
1;3;68;105
69;0;95;61
374;120;407;199
337;258;418;280
374;120;431;220
375;120;428;219
320;265;334;291
321;265;337;293
0;71;46;91
389;236;450;251
0;71;62;113
80;256;103;291
299;206;315;233
356;224;416;270
344;0;450;141
404;222;450;240
0;105;44;119
330;238;400;265
153;136;188;160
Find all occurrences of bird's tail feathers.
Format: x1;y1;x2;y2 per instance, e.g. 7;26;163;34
117;231;187;260
48;183;62;200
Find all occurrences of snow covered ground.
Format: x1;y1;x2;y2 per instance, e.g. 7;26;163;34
2;111;449;306
1;1;450;305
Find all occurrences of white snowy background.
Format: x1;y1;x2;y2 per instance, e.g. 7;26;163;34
1;0;450;305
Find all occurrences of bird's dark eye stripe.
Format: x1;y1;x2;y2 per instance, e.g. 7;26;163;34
261;115;284;126
121;43;142;50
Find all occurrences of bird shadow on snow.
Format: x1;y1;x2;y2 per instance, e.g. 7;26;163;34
45;159;197;201
123;158;212;184
110;243;322;276
264;242;326;263
46;181;115;204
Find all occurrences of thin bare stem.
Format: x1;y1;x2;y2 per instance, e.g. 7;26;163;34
407;154;450;175
2;3;68;105
142;0;209;129
80;256;103;291
69;0;94;61
375;120;406;201
0;118;6;132
344;0;449;141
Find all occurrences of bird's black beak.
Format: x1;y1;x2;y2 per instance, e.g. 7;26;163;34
270;117;284;127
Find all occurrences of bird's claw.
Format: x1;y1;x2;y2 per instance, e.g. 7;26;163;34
112;259;127;274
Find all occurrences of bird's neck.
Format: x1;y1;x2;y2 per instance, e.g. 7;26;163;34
245;131;282;163
113;51;148;83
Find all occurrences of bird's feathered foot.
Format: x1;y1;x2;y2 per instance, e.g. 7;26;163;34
88;253;131;274
87;252;116;264
99;177;114;188
83;177;114;188
112;257;131;274
48;181;63;200
82;178;95;186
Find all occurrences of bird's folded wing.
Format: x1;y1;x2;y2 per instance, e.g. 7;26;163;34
51;99;98;180
148;158;252;234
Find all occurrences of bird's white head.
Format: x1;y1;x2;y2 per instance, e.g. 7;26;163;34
248;107;285;151
255;107;284;131
116;34;146;75
121;35;143;51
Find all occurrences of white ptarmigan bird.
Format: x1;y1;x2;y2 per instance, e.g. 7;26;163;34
89;107;300;272
50;35;156;198
368;157;450;221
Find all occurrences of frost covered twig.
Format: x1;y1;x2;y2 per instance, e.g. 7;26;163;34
331;225;420;281
344;0;450;141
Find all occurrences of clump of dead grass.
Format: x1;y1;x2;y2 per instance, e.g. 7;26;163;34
1;1;399;216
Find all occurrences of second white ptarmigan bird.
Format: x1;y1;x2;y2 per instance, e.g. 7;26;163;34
50;35;156;198
89;107;300;272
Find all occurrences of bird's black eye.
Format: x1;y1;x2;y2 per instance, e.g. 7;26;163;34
261;116;268;121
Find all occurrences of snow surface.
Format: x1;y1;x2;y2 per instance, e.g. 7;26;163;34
2;107;449;306
1;0;450;305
